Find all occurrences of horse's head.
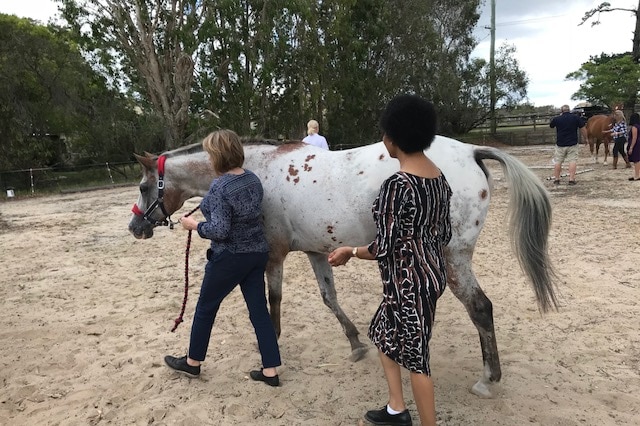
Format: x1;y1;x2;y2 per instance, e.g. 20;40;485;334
128;153;185;239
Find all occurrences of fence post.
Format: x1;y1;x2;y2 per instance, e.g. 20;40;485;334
106;162;115;184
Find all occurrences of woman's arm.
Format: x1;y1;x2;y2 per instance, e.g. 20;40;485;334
628;126;637;154
328;177;403;267
328;245;375;266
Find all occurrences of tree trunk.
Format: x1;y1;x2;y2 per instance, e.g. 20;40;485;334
626;0;640;113
634;0;640;62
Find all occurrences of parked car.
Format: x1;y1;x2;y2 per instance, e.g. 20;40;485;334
571;104;611;125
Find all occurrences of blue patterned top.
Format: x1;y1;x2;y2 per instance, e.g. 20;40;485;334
197;170;269;257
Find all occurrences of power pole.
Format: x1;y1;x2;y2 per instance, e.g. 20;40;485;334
489;0;497;135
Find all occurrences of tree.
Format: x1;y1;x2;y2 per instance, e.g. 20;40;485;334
59;0;206;150
566;53;640;109
579;1;640;112
0;14;135;169
446;43;529;134
55;0;525;151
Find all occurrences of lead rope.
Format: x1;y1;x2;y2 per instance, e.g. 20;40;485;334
171;205;201;332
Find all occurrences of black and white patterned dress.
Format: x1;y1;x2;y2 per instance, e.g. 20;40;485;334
367;171;452;375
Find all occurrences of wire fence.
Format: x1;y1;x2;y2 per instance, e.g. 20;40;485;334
1;161;141;199
1;125;559;200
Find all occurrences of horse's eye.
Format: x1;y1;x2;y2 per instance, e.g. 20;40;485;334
140;183;148;194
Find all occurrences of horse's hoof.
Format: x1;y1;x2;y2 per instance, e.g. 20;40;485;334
603;161;608;166
471;380;494;398
349;346;369;362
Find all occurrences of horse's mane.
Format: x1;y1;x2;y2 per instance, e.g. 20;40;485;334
162;134;303;158
164;142;204;158
240;136;302;146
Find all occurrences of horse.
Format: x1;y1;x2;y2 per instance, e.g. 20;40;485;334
128;136;557;398
586;114;615;165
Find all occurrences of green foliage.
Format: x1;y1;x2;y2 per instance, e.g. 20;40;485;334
59;0;527;145
578;1;640;111
566;53;640;107
0;13;162;171
3;0;530;170
447;43;529;134
59;0;202;149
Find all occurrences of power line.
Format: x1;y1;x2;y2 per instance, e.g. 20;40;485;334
498;14;567;26
479;14;568;29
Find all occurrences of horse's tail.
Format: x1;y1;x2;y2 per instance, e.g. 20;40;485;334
473;147;559;313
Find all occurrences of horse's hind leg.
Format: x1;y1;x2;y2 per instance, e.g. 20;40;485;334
265;256;285;337
446;252;501;398
306;252;368;361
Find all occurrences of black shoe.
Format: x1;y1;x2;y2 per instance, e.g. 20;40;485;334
568;180;577;185
164;355;200;377
364;406;412;426
553;179;560;185
249;370;280;387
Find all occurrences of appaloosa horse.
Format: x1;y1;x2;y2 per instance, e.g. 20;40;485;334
586;114;615;165
128;136;557;398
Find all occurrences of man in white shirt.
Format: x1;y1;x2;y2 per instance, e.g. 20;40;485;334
302;119;329;149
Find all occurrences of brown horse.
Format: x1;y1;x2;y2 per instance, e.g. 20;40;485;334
586;114;615;165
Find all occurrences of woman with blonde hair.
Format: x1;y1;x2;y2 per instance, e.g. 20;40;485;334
302;119;329;149
604;110;631;169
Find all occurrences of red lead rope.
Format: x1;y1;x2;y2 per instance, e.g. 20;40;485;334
171;205;201;332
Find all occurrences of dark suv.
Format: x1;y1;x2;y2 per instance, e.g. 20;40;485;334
571;105;611;124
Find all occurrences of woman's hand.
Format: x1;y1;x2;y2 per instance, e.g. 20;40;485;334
179;215;198;231
328;247;353;267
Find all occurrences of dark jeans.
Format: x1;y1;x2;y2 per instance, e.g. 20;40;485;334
613;137;627;157
188;250;281;368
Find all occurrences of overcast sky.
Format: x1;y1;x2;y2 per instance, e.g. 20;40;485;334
2;0;637;108
473;0;637;107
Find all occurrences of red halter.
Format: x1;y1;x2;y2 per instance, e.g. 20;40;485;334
131;155;173;227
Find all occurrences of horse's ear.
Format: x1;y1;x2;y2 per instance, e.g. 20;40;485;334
134;153;157;170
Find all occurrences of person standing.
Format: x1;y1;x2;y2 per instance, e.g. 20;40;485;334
627;112;640;181
302;119;329;149
550;104;587;185
603;110;631;169
328;95;452;426
164;129;282;387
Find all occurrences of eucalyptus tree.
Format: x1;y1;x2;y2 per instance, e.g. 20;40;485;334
59;0;206;149
410;0;484;134
194;0;316;138
319;0;390;145
56;0;527;150
581;1;640;62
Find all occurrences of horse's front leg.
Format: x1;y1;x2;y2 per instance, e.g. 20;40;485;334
306;251;368;361
265;256;285;337
446;251;501;398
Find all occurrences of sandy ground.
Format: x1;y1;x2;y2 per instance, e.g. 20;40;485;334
0;144;638;426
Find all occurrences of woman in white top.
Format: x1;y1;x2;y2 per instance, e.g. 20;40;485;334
302;119;329;149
